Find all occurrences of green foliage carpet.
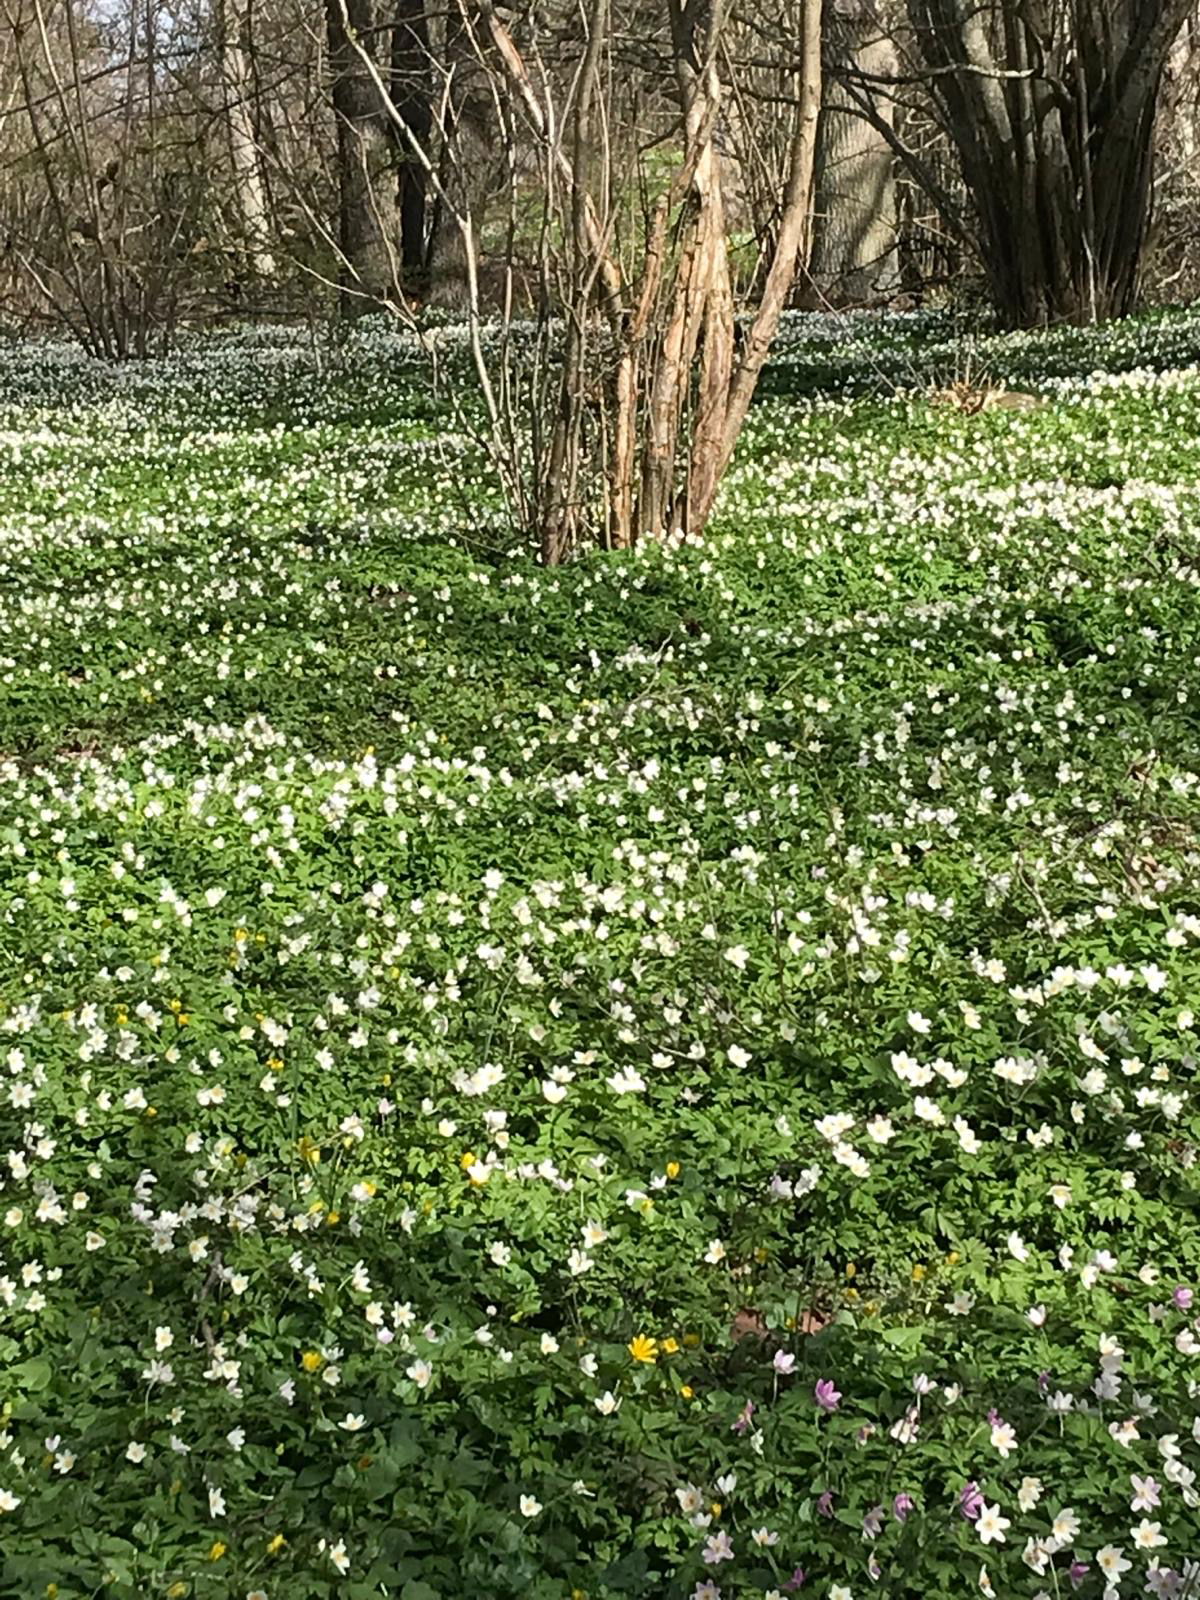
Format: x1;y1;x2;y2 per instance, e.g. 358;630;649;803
2;312;1200;1599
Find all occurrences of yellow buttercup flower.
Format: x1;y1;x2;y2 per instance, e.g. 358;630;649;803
267;1533;287;1554
628;1335;658;1363
912;1264;927;1282
300;1350;323;1372
207;1541;226;1562
680;1384;695;1399
460;1151;477;1169
665;1161;680;1179
660;1336;680;1354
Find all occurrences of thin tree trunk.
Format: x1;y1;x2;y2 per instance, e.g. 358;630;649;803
692;0;823;528
391;0;430;280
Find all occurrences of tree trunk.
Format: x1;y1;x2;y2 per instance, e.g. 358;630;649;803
327;0;402;311
391;0;430;282
904;0;1192;326
219;0;275;280
811;0;898;304
427;4;492;310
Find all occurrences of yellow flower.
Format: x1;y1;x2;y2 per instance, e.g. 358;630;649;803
710;1502;722;1518
754;1247;769;1265
945;1250;961;1266
628;1335;658;1364
460;1151;477;1170
665;1161;680;1179
845;1262;857;1279
844;1286;859;1301
911;1264;927;1282
660;1336;680;1354
300;1350;323;1373
167;1586;188;1599
46;1587;58;1599
267;1534;287;1554
325;1212;340;1227
680;1384;695;1399
207;1541;226;1562
682;1332;700;1348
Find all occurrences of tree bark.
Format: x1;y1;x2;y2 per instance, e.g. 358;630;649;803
327;0;402;311
811;0;898;304
904;0;1192;325
219;0;275;279
391;0;430;280
427;3;491;310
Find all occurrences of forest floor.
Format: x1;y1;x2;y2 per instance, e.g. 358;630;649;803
2;310;1200;1599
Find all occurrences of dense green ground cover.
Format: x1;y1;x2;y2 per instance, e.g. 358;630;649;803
2;312;1200;1600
